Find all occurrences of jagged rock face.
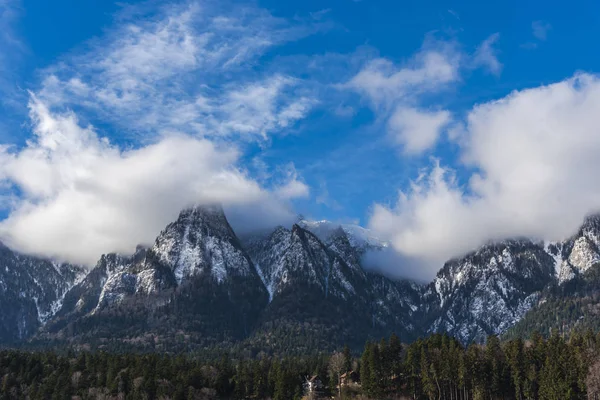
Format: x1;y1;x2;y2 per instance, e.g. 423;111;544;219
245;225;368;301
556;215;600;283
298;219;388;252
426;240;556;343
154;205;254;284
244;224;422;352
367;273;423;333
52;248;175;321
29;208;600;351
41;205;268;349
322;227;423;330
58;205;262;314
325;227;366;273
0;243;85;342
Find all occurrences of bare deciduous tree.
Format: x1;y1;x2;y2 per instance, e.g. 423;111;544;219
329;352;346;399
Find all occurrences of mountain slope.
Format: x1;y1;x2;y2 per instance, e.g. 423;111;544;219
552;215;600;283
499;215;600;339
22;209;600;352
38;205;268;351
505;261;600;339
0;243;85;343
298;219;388;251
243;224;421;353
425;240;556;343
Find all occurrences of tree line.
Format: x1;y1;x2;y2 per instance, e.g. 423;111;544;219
4;330;600;399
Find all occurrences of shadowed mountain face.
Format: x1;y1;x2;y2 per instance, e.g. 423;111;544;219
7;205;600;352
424;240;556;343
553;215;600;283
505;216;600;340
244;224;422;353
37;205;269;351
33;208;422;353
0;243;85;343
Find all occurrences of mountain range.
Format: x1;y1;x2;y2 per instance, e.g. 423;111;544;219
2;205;600;353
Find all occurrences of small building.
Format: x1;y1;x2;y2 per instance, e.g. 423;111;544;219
303;375;324;399
340;371;359;387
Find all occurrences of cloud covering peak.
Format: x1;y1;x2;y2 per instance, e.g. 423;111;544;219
0;96;303;265
369;73;600;278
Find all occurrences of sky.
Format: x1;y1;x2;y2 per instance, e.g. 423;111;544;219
1;0;600;281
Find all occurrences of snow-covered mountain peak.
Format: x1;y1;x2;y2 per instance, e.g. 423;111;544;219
175;204;235;237
427;239;556;343
297;219;388;250
0;246;85;341
152;204;252;284
552;213;600;283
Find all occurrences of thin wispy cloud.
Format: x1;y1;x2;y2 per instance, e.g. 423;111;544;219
315;181;342;211
0;0;26;104
0;0;23;65
343;33;503;155
521;20;551;50
532;20;551;41
37;1;320;141
473;33;502;76
447;9;460;20
388;107;451;154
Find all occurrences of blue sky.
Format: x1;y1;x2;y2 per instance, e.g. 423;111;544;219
2;0;600;279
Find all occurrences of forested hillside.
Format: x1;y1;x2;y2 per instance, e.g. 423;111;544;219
506;262;600;340
4;330;600;399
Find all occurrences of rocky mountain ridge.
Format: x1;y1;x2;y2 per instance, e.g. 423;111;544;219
0;243;85;343
554;215;600;283
424;239;556;343
3;206;600;351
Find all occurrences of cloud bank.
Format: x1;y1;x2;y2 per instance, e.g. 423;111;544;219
369;73;600;279
0;97;304;265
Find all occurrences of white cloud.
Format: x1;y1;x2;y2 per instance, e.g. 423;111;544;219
273;163;310;200
532;21;551;41
473;33;502;76
346;42;460;109
388;107;451;154
214;76;315;139
0;96;302;265
344;39;459;153
369;73;600;280
315;181;342;211
37;1;316;140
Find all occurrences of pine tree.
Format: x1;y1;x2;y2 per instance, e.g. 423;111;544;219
379;337;390;390
389;333;403;381
273;365;289;400
360;341;374;395
506;338;526;400
420;346;437;400
405;340;422;400
342;345;352;374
